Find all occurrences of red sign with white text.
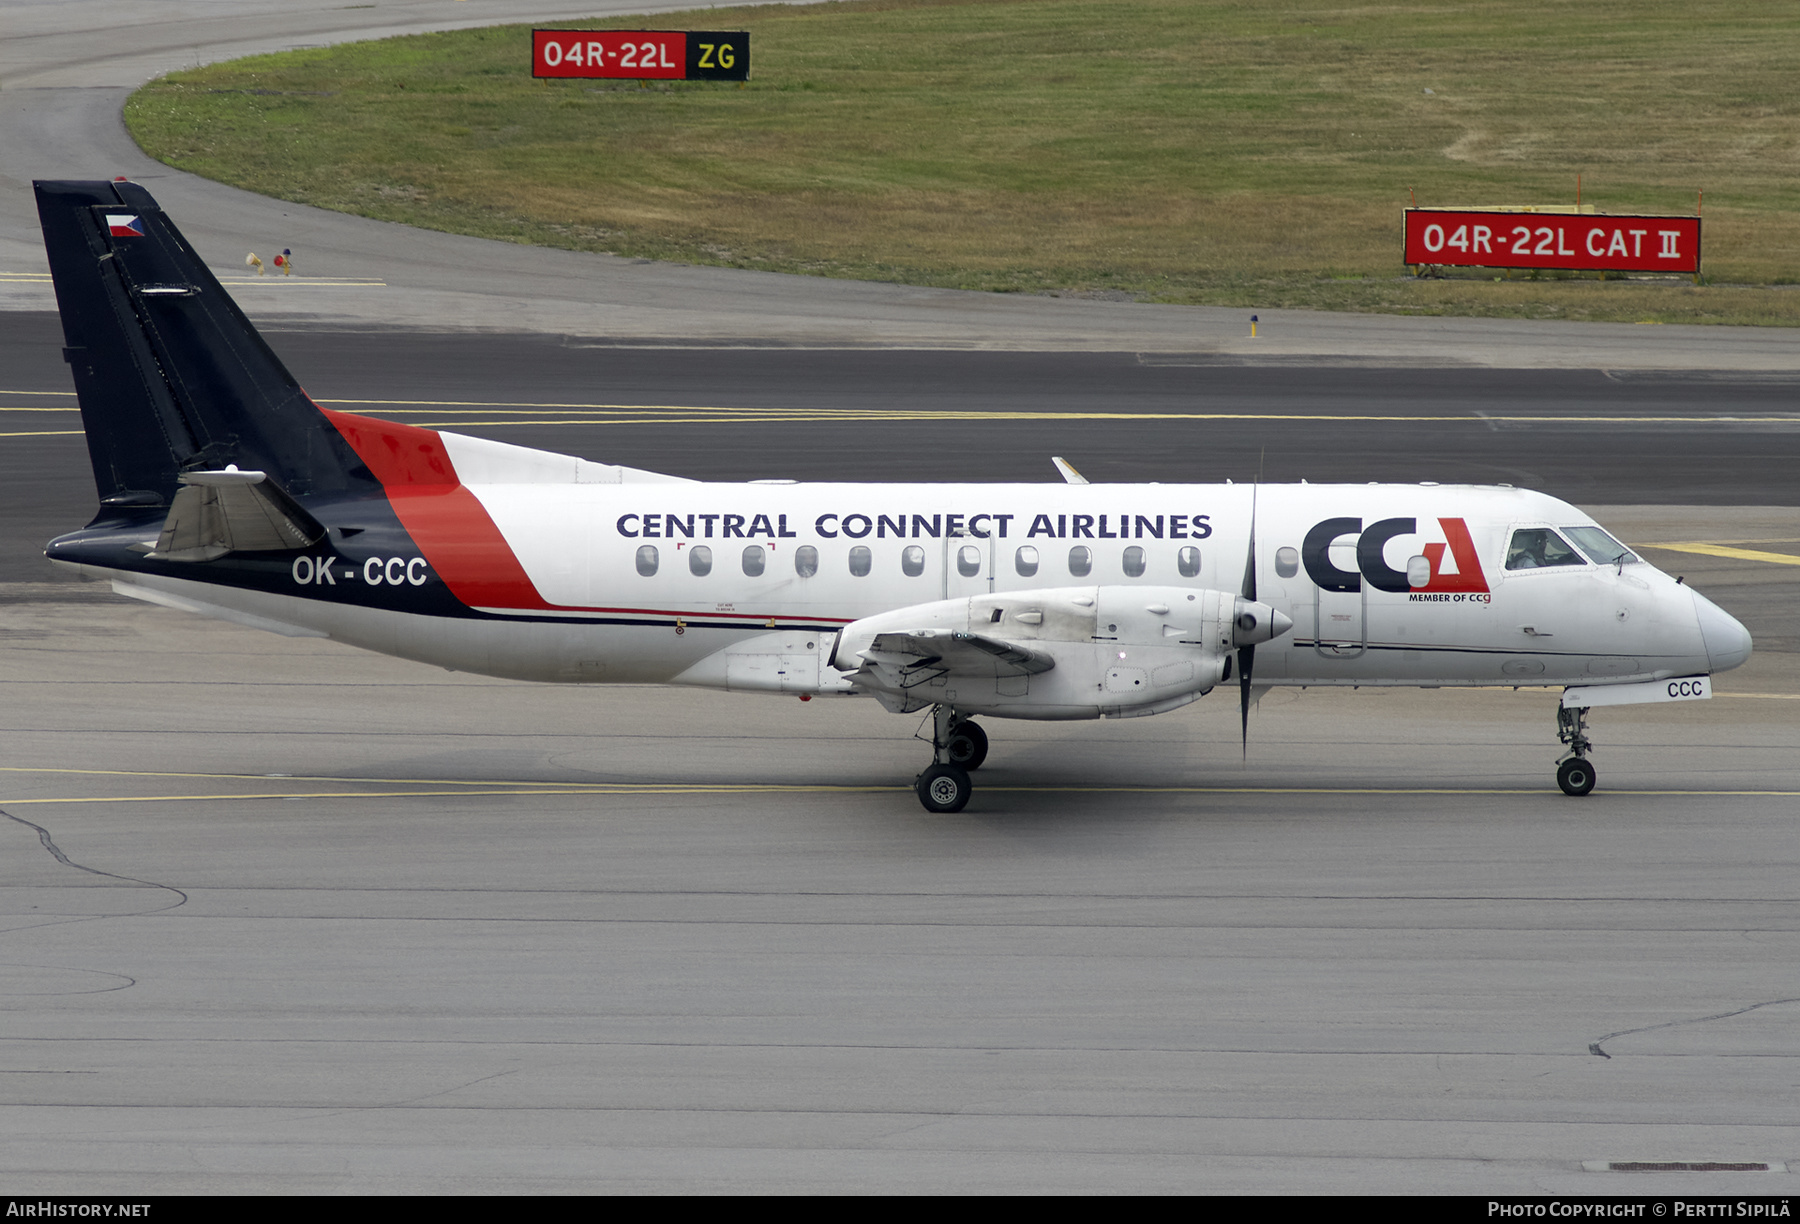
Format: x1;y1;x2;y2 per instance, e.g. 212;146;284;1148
1404;209;1700;274
534;30;687;79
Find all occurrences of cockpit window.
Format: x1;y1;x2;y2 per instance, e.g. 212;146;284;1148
1563;526;1639;566
1505;528;1584;571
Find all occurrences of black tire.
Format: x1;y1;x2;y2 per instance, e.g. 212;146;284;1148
1557;757;1596;797
916;763;972;813
945;721;989;771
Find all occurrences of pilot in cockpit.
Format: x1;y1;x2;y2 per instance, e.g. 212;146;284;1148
1506;528;1582;570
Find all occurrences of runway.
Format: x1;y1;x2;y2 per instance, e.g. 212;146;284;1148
4;0;1800;1198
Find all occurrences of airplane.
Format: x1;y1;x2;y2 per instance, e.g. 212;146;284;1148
33;179;1753;812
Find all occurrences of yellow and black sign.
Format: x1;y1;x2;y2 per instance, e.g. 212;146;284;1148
533;30;749;82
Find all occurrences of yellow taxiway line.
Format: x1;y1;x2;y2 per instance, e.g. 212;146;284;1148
7;388;1800;429
0;273;385;285
7;788;1800;805
4;766;1800;805
1636;541;1800;566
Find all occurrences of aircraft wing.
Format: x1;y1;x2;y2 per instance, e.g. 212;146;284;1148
852;629;1056;691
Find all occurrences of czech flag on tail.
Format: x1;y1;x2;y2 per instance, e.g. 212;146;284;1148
105;214;144;238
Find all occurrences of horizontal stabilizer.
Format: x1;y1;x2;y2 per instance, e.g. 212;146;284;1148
147;469;325;561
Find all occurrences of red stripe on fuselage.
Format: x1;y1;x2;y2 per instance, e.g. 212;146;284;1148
322;408;853;624
322;408;556;610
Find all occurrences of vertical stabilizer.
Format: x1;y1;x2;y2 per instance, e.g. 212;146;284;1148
34;180;374;522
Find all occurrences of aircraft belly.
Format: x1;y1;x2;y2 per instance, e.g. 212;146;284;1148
105;571;733;684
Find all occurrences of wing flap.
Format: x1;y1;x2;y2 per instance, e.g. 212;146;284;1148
855;629;1056;691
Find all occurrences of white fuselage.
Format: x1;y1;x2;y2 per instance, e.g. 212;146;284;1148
86;430;1747;716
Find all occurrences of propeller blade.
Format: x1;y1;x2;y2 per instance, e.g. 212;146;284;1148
1240;481;1257;757
1238;642;1254;757
1240;487;1257;604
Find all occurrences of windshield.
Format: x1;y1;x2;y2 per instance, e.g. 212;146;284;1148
1563;526;1639;566
1505;528;1583;570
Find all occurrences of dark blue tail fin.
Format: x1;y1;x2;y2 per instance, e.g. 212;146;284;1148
35;180;373;525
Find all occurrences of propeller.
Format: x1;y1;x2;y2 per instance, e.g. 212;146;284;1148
1238;484;1257;757
1230;485;1295;757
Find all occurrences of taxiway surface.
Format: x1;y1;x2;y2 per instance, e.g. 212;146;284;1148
5;568;1800;1194
7;312;1800;586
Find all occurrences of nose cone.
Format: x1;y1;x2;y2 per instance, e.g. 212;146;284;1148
1692;589;1752;673
1232;600;1294;647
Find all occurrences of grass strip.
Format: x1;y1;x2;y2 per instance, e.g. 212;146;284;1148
125;0;1800;325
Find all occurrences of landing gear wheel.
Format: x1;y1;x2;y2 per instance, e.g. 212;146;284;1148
916;763;972;813
945;721;989;771
1557;757;1596;797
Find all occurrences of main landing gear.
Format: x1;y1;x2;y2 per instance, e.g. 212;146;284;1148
915;707;986;813
1555;704;1597;797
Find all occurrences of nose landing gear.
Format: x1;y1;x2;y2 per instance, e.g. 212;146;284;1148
915;707;985;812
1555;704;1596;796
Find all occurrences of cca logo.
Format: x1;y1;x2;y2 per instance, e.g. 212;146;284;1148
1302;517;1490;595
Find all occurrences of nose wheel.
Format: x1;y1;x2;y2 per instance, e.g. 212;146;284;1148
1555;704;1596;796
1556;755;1596;797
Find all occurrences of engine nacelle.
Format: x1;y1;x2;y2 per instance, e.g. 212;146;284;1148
831;585;1290;720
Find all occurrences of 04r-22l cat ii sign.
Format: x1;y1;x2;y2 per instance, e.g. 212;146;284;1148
34;180;1751;812
532;29;748;81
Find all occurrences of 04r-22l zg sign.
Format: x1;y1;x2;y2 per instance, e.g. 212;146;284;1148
532;30;749;81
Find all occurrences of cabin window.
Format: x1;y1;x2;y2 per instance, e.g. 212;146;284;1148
794;545;818;577
635;545;659;577
1564;526;1639;566
1068;545;1092;577
1177;546;1200;578
1122;545;1146;578
958;544;982;578
1015;546;1039;577
848;545;872;577
742;545;766;577
1274;546;1299;578
688;545;712;577
901;545;925;577
1506;528;1583;571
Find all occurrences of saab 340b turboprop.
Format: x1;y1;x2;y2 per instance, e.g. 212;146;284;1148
35;180;1753;811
